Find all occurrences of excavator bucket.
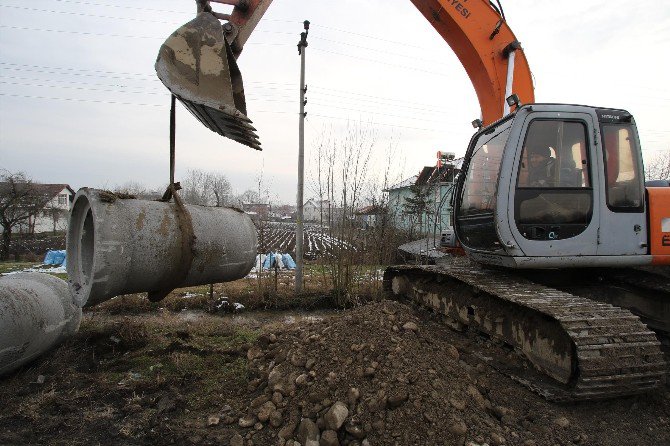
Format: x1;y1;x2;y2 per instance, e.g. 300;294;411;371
155;12;261;150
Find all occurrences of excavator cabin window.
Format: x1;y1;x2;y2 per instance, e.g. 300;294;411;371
601;124;644;212
515;120;593;241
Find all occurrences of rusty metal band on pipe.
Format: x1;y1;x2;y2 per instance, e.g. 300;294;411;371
0;273;82;377
66;188;258;307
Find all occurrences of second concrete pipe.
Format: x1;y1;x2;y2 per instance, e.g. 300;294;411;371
66;188;258;307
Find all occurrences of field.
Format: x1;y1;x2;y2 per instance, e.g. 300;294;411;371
258;223;355;258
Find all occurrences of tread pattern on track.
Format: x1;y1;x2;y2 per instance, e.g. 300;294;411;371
385;261;666;401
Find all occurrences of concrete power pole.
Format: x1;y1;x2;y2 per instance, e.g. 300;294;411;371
296;20;309;293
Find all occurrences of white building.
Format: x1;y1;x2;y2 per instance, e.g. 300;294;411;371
20;184;75;234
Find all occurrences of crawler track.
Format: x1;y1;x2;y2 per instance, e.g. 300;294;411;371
384;260;666;402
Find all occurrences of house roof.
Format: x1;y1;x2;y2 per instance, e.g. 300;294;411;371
356;205;385;215
384;175;418;192
0;182;74;203
33;184;75;199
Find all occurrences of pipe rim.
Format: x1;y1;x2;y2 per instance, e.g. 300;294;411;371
66;191;95;307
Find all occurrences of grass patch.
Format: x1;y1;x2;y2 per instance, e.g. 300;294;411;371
0;261;36;274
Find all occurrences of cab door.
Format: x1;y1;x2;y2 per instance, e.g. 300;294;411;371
506;111;600;257
594;111;648;255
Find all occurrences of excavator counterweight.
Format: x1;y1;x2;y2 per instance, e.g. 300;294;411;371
155;12;261;150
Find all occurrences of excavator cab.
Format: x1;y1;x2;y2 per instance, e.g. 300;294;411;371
453;104;666;268
155;2;261;150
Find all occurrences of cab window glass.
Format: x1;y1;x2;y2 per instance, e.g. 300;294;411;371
517;120;590;188
601;124;644;211
459;125;510;216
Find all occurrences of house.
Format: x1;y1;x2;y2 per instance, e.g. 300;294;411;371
355;205;386;229
6;184;76;234
303;199;330;224
386;157;462;235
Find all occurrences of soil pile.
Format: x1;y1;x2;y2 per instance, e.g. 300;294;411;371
227;301;670;446
0;300;668;445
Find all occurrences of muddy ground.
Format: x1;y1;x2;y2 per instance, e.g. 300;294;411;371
1;297;668;446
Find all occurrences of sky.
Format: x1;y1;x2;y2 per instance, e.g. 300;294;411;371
1;0;669;204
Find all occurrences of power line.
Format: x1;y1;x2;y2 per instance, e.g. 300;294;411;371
0;93;448;133
0;92;164;107
0;80;165;95
311;48;449;78
1;4;298;36
0;62;155;78
315;36;450;67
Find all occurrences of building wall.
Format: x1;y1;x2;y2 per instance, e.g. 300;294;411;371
387;181;456;235
9;188;72;234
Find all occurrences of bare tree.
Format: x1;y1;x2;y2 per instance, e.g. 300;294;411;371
181;169;232;206
113;181;163;200
645;151;670;181
238;189;260;205
0;171;47;260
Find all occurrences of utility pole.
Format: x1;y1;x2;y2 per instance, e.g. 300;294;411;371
295;20;309;293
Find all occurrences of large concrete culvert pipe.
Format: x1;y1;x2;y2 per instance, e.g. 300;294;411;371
66;188;258;307
0;273;82;377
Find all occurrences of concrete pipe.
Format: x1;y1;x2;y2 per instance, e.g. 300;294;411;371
66;188;257;307
0;273;82;377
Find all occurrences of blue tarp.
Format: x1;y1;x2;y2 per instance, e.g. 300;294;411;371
282;253;296;269
43;250;66;266
261;252;296;270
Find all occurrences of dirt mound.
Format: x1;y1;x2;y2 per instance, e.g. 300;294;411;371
0;301;668;445
230;301;670;446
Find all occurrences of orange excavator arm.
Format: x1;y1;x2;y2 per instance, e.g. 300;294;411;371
156;0;534;148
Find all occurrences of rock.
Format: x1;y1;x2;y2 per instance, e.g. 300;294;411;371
448;419;467;436
346;388;360;406
363;368;376;378
270;410;284;428
306;358;317;370
296;374;309;387
290;353;307;367
273;392;284;405
248;378;263;392
554;416;570;428
268;368;284;387
247;346;264;361
446;344;460;360
207;415;220;426
277;418;298;440
491;406;509;420
230;433;244;446
274;379;296;396
251;394;271;409
386;390;409;409
402;322;418;332
490;432;505;445
324;402;349;431
258;401;277;422
269;333;277;343
345;423;366;440
297;418;320;446
467;385;489;409
239;415;257;428
320;430;339;446
361;440;371;446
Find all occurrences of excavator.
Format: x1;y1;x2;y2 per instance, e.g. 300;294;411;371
155;0;670;401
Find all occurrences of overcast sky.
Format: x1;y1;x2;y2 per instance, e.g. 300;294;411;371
1;0;668;204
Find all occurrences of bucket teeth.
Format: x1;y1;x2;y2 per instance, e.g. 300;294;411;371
155;12;261;150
